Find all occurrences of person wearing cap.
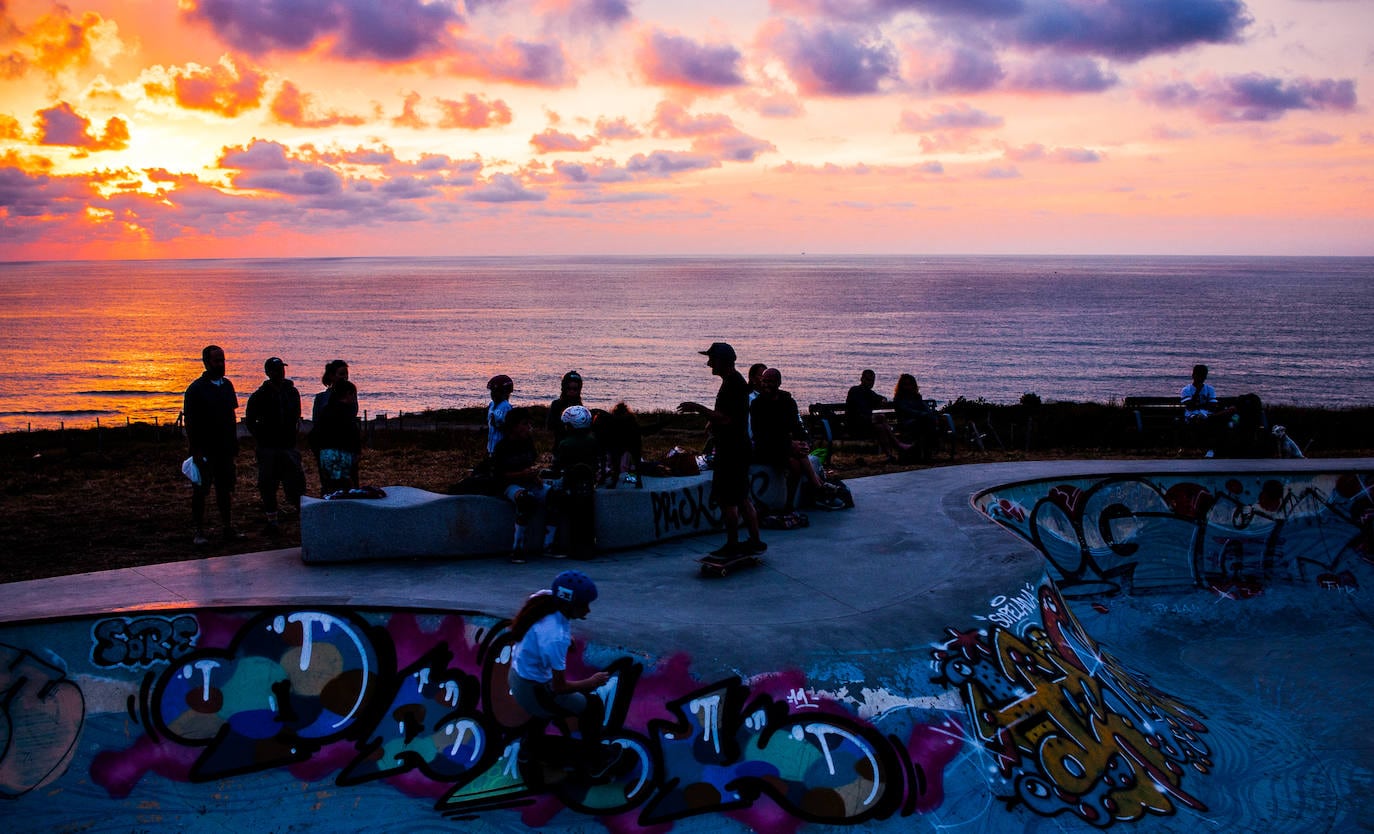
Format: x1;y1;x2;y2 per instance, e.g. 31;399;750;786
507;570;622;778
678;342;765;558
546;370;583;444
487;374;515;457
183;345;242;545
245;357;306;533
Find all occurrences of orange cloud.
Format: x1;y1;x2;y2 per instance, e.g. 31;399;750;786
392;91;428;128
271;80;367;128
0;112;22;140
9;4;116;76
145;55;266;118
35;102;129;151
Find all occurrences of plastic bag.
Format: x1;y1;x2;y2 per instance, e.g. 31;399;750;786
181;457;202;485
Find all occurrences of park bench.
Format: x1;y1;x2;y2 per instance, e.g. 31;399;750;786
1123;395;1268;453
807;400;958;461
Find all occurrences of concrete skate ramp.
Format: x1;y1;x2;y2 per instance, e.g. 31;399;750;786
0;460;1370;833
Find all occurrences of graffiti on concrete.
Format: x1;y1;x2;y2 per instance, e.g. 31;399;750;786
6;583;1214;828
63;607;956;826
976;472;1374;596
0;643;85;798
933;584;1211;827
651;482;722;538
91;615;199;668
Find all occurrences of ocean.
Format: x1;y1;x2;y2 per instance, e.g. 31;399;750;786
0;255;1370;433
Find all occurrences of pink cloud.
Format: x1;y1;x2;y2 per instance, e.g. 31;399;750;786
182;0;462;61
437;94;513;130
651;102;733;138
635;28;746;90
445;36;572;87
35;102;129;151
530;129;599;153
758;18;899;96
1141;73;1357;122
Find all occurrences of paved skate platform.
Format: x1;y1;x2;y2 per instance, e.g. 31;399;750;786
1;458;1370;834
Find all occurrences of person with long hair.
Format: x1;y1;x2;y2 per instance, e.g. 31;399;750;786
310;359;360;495
507;570;622;777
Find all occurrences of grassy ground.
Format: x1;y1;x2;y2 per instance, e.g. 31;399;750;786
2;403;1370;584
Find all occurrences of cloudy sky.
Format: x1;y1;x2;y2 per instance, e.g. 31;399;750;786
1;0;1369;260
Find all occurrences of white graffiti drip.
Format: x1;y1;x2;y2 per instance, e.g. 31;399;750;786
794;724;881;807
441;680;460;706
185;659;220;704
690;694;723;755
502;741;521;778
415;667;430;693
745;709;768;732
443;719;482;761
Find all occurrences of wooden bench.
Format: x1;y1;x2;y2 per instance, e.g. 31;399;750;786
1123;395;1268;452
807;400;957;460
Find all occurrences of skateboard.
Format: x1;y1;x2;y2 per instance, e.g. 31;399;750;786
699;551;763;577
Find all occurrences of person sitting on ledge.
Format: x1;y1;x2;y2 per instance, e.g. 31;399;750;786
493;407;556;563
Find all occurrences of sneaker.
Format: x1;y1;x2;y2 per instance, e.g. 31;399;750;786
708;543;742;559
509;552;528;564
192;529;210;546
1204;450;1215;459
741;538;767;554
223;527;246;542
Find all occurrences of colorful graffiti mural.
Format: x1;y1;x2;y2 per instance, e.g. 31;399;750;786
0;578;1217;831
975;472;1374;596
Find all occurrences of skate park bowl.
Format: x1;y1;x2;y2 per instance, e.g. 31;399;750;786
0;459;1369;833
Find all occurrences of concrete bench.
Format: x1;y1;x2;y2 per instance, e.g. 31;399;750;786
301;464;799;563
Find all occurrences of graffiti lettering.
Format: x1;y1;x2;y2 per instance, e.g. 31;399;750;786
933;584;1210;827
92;615;198;668
650;483;721;538
975;473;1374;595
978;582;1039;629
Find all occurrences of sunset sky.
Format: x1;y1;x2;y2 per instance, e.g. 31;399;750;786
1;0;1370;260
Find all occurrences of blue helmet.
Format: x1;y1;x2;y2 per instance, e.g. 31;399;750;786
552;570;598;606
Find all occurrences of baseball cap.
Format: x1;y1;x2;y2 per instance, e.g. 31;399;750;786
699;342;736;362
264;357;287;372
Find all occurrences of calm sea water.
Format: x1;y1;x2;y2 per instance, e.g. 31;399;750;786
0;255;1370;433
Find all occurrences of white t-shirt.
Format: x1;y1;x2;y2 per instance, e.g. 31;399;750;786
487;399;512;456
511;611;570;684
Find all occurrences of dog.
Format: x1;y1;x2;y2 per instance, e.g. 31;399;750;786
1273;425;1305;459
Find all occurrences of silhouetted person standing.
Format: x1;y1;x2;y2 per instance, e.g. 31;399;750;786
184;345;243;545
679;342;764;558
245;356;305;534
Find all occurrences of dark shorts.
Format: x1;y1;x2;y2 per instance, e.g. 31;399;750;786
711;454;750;507
193;455;236;496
